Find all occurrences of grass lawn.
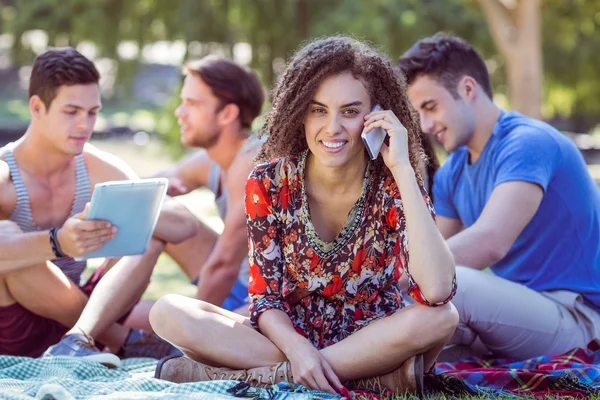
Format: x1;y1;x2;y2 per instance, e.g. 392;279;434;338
142;253;197;300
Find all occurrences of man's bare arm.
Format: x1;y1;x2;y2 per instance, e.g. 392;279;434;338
446;181;543;269
0;212;115;273
154;151;213;196
436;216;464;239
195;150;256;305
0;221;55;272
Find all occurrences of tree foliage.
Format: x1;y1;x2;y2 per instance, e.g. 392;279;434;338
1;0;598;130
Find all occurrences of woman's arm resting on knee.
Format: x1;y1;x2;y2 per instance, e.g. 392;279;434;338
258;309;343;394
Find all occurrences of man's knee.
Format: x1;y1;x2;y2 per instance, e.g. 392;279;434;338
0;274;14;306
0;221;24;295
452;266;493;310
148;238;166;255
455;266;488;290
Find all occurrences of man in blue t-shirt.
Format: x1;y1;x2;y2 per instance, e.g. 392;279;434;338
397;33;600;360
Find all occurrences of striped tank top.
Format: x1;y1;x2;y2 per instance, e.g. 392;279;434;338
2;144;91;285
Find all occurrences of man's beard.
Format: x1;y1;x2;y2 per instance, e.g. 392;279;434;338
187;129;220;149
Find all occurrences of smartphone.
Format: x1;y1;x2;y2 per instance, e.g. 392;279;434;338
361;104;387;160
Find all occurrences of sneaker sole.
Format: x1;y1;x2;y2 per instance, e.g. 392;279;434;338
80;353;122;368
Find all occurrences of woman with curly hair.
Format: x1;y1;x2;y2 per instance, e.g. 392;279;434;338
150;36;458;396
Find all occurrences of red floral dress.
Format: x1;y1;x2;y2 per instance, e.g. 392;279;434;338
245;151;455;349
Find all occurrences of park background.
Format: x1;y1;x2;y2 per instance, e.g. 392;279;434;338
0;0;598;301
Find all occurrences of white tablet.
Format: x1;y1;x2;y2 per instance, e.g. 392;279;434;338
75;178;168;261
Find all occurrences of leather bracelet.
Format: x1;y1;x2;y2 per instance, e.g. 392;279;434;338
49;227;66;258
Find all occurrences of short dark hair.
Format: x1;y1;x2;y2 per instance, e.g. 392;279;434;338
397;33;493;99
29;47;100;109
184;56;264;129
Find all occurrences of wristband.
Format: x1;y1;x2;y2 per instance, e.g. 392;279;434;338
49;227;66;258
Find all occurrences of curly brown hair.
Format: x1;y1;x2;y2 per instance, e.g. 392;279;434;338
257;36;425;175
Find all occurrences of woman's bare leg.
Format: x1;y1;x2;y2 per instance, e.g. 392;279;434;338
151;295;457;381
321;303;458;380
150;294;286;368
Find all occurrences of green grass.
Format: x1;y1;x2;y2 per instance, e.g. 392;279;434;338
142;253;197;300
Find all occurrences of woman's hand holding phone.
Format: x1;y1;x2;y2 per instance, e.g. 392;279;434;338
363;107;411;171
361;105;387;160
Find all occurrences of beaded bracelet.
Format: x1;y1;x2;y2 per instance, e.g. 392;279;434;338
49;227;66;258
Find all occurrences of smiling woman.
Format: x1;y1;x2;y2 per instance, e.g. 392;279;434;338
150;36;458;397
256;36;425;179
303;72;370;171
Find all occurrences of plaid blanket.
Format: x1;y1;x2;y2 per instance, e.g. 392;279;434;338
1;341;599;399
0;356;339;400
427;339;600;398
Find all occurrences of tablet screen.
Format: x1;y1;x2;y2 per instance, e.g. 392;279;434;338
75;178;168;260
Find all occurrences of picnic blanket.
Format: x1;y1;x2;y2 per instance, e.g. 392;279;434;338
0;340;599;399
0;357;340;400
427;339;600;398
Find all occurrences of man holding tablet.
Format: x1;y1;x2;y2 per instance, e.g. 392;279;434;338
0;48;198;365
44;55;264;366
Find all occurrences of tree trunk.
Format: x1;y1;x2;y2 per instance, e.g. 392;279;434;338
477;0;543;119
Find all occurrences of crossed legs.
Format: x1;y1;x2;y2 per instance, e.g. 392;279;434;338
149;294;458;381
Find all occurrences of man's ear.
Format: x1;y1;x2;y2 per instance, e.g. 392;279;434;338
458;76;478;102
218;103;240;126
29;95;46;119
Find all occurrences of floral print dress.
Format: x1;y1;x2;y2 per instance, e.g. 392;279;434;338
245;151;455;349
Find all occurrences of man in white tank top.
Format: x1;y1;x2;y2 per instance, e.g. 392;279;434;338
45;56;265;367
0;48;199;366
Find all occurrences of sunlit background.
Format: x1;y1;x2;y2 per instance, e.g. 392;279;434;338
1;0;599;299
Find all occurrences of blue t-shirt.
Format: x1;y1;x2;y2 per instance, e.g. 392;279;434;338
434;110;600;312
